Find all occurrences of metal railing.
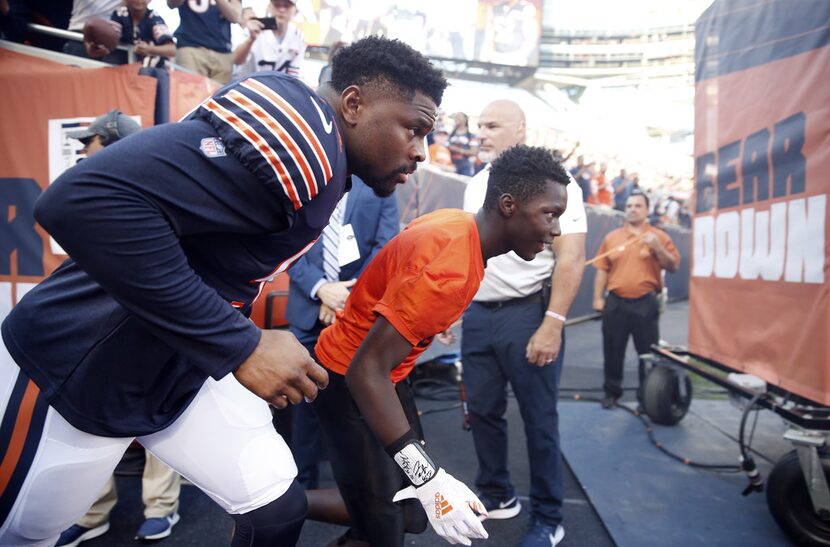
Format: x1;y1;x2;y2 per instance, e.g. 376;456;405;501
27;23;136;64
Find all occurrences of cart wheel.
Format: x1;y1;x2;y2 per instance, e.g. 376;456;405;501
767;449;830;546
641;364;691;425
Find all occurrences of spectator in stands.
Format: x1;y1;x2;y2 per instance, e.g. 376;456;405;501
677;200;691;229
55;110;184;547
63;0;122;60
570;155;593;203
233;0;305;78
448;111;478;176
592;191;680;410
664;195;681;225
85;0;175;67
285;175;399;490
611;168;629;211
629;172;641;199
168;0;240;84
428;126;455;171
594;162;613;208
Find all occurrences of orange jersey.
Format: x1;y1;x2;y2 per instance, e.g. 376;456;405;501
594;225;680;298
316;209;485;383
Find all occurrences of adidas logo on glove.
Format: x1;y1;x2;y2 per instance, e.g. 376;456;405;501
435;493;453;519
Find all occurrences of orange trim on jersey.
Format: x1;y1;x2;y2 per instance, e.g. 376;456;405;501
251;238;317;286
0;380;40;496
203;99;302;210
242;79;333;184
225;90;317;200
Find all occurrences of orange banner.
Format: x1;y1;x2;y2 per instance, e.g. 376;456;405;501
0;49;157;319
168;68;220;122
691;28;830;403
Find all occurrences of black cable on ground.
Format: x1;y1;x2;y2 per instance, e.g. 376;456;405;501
412;378;460;401
418;403;462;417
564;392;742;473
413;377;744;474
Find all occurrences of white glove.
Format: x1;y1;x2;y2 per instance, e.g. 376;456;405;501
393;468;489;545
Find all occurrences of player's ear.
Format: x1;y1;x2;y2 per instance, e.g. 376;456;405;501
498;193;517;217
339;85;362;127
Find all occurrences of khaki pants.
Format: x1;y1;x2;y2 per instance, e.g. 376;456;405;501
176;47;234;84
78;451;181;528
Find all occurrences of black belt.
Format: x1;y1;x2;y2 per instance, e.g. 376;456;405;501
609;291;656;303
475;290;542;310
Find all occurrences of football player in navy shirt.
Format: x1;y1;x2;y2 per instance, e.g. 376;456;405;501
0;36;446;546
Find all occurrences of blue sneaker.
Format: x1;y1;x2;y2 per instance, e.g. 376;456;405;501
520;519;565;547
135;512;180;540
56;523;110;547
478;493;522;520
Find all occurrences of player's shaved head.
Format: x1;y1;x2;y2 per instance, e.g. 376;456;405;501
483;100;525;127
477;100;526;164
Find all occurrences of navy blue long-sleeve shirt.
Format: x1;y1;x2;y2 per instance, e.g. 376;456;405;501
2;73;348;436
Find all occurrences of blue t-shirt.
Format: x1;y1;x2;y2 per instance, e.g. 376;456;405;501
173;0;234;53
2;73;348;437
111;7;174;63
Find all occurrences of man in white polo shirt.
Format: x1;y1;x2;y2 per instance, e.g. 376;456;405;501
461;99;586;547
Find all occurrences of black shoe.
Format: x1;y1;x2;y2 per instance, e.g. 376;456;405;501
478;493;522;520
601;395;617;409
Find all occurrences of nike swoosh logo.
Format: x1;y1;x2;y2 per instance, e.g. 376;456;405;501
499;497;516;509
310;96;333;134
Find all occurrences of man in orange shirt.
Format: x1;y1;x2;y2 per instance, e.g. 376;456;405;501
312;145;571;547
592;191;680;409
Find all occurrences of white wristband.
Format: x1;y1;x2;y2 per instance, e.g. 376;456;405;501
545;310;566;322
393;441;438;486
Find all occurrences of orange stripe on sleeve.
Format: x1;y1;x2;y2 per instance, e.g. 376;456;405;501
0;381;40;496
203;99;302;210
243;79;333;183
225;90;318;199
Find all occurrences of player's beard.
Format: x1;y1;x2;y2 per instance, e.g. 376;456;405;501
370;164;416;198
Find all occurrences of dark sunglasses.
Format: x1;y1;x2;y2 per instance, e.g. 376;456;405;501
78;135;96;147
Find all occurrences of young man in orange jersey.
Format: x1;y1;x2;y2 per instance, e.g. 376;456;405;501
311;145;571;547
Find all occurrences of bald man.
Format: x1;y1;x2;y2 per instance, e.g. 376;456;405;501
461;100;586;547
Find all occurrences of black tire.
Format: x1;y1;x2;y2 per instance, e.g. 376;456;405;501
641;364;691;425
767;449;830;546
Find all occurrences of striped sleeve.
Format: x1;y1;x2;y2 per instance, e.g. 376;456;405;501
189;73;339;211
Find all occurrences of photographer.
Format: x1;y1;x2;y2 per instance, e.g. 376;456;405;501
233;0;306;78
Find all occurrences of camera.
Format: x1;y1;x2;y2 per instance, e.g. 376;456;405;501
255;17;278;30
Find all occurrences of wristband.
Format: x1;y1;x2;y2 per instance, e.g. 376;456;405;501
386;430;438;486
545;310;566;322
